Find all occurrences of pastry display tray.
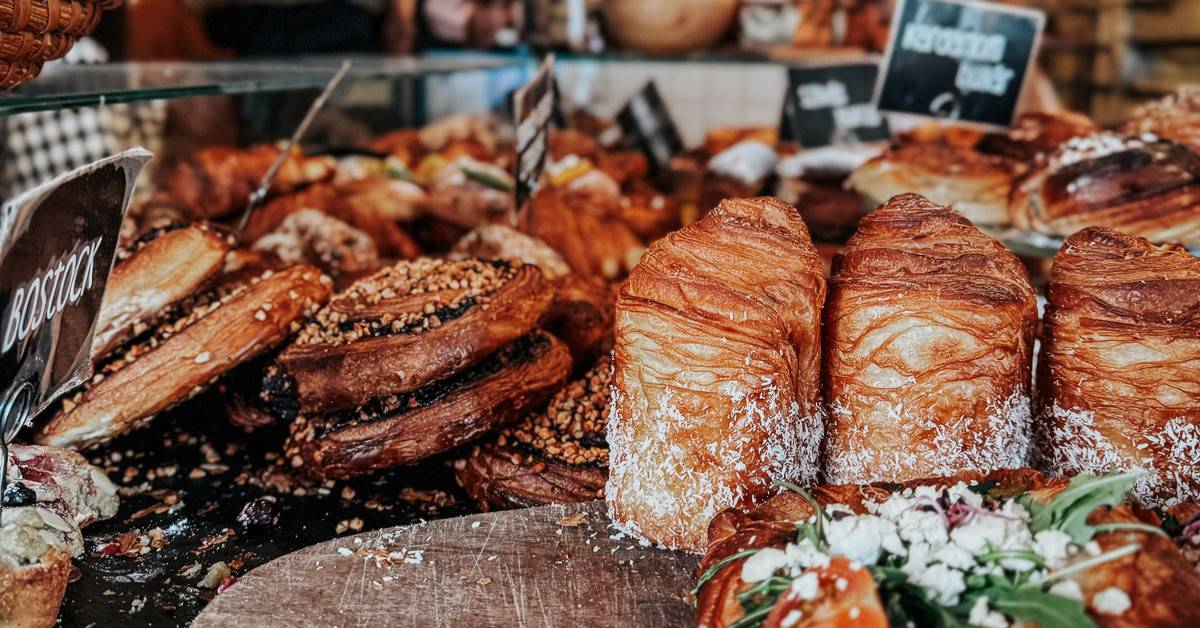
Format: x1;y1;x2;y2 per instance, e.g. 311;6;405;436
57;396;479;628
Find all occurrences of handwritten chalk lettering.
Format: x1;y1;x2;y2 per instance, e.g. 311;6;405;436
955;61;1014;96
833;103;884;131
2;237;102;354
516;91;555;153
798;81;850;110
901;23;1006;63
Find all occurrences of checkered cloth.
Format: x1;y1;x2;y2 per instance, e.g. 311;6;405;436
0;39;167;202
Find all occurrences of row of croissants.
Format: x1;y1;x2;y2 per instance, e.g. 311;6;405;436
607;192;1200;552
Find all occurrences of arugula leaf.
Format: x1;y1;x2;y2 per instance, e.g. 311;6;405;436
774;480;827;548
1022;472;1141;543
986;587;1099;628
871;566;967;628
461;164;514;192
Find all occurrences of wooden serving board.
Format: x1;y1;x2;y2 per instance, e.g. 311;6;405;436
192;500;700;627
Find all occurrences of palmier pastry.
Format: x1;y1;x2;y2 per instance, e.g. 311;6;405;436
607;196;827;552
1121;87;1200;154
696;468;1200;628
455;355;611;510
92;223;231;359
847;141;1014;225
1036;227;1200;507
148;145;336;221
2;444;118;628
823;193;1037;484
265;258;553;416
283;330;571;479
252;209;381;288
1009;132;1200;246
36;265;331;449
976;110;1100;164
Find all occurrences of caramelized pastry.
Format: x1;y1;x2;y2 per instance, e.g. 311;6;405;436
450;225;571;280
1036;227;1200;507
252;209;380;288
539;273;615;366
455;356;610;510
1121;87;1200;154
423;158;515;229
36;265;332;449
823;193;1037;484
264;258;553;416
517;189;643;281
976;110;1100;164
847;142;1014;225
1009;132;1200;245
607;197;827;552
283;330;571;479
92;223;231;359
148;145;336;220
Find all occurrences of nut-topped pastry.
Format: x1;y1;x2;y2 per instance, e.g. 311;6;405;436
36;265;332;449
1121;87;1200;154
264;257;553;416
456;355;610;510
283;329;571;480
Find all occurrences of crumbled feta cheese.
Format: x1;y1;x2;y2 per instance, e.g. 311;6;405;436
895;509;949;546
789;571;820;601
931;544;976;571
826;515;904;564
1092;587;1131;615
968;596;1008;628
1032;530;1074;569
781;609;804;627
742;548;789;583
785;539;831;571
909;563;966;606
1048;580;1084;601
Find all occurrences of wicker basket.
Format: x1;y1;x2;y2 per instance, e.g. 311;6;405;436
0;0;122;88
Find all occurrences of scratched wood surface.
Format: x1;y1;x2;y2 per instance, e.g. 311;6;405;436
192;500;699;627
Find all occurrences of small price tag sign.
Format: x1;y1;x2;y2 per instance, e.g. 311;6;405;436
512;54;556;208
0;148;151;443
780;62;890;148
617;81;683;171
875;0;1045;127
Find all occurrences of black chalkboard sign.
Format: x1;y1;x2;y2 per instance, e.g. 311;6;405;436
780;63;890;148
617;81;684;171
876;0;1045;127
0;148;150;441
512;55;556;208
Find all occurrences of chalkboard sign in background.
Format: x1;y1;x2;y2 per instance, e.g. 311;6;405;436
780;63;891;148
513;55;556;208
617;81;684;172
876;0;1045;127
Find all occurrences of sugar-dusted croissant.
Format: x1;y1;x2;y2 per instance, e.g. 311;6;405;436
1009;132;1200;246
823;193;1037;484
607;196;827;552
1035;227;1200;507
847;141;1014;226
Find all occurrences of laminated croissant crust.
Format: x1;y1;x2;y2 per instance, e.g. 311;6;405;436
823;193;1037;484
695;469;1200;628
1008;134;1200;246
1036;227;1200;507
606;196;827;552
846;142;1014;225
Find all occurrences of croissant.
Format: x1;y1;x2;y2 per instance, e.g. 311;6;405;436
91;223;231;359
846;141;1014;226
148;145;336;221
1008;132;1200;246
606;196;827;552
517;188;644;281
1035;227;1200;507
823;193;1037;484
37;265;332;449
264;258;553;417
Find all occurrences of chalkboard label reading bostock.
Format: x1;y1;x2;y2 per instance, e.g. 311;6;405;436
617;81;684;171
513;55;556;208
876;0;1045;127
0;149;150;439
781;63;890;148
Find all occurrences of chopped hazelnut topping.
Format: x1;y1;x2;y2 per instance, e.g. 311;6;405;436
498;356;611;467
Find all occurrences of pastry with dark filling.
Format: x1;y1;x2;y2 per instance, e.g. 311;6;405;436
263;258;554;417
455;355;610;511
283;330;571;480
36;265;332;449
